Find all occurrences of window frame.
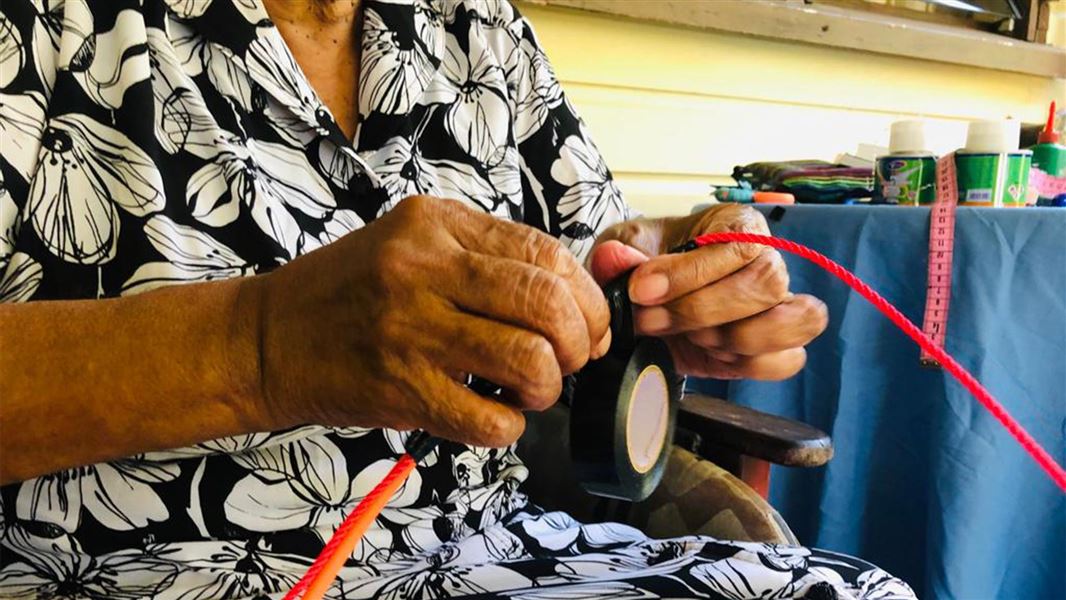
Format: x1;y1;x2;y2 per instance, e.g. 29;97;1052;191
813;0;1049;43
523;0;1065;78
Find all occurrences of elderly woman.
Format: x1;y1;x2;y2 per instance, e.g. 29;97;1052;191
0;0;914;598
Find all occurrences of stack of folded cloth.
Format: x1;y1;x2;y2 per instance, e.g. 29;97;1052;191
733;160;874;203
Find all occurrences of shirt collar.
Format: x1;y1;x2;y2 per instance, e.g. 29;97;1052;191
166;0;444;150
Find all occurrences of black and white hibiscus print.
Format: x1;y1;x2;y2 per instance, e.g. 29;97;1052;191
30;113;165;265
0;0;915;598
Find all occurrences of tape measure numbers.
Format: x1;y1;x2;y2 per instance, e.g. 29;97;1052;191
920;154;960;368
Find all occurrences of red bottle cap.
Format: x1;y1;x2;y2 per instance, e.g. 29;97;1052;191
1038;101;1060;145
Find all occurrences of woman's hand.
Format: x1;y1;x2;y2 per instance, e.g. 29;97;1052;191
251;195;611;447
589;204;828;380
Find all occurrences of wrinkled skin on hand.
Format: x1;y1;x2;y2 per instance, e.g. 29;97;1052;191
251;195;611;447
590;204;829;380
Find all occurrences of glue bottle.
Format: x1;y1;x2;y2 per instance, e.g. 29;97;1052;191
1030;102;1065;204
873;120;937;206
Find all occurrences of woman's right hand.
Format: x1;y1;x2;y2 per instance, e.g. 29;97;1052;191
248;195;611;447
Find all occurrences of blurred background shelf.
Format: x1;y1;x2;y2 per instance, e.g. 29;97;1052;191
518;0;1066;216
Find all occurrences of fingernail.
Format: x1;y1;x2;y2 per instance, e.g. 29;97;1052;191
631;273;669;304
638;307;671;333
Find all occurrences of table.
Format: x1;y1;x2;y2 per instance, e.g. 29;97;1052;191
691;205;1065;599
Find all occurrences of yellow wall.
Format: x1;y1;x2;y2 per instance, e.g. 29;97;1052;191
517;2;1066;216
1051;0;1066;49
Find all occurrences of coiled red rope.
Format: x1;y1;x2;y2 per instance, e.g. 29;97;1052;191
284;232;1066;600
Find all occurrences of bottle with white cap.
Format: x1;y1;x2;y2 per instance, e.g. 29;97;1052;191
955;119;1032;207
873;120;937;205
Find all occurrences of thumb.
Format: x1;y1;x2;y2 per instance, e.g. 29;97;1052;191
589;240;650;286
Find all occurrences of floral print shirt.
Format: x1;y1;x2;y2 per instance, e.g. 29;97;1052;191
0;1;916;599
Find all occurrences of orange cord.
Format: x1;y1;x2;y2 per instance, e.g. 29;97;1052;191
283;455;417;600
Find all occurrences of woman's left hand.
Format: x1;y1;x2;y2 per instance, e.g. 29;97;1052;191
589;204;828;380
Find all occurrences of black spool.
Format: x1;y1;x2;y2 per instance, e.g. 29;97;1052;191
601;270;637;355
569;269;683;502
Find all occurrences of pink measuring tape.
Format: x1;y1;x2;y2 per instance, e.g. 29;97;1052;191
921;158;1066;363
919;154;960;367
1029;169;1066;199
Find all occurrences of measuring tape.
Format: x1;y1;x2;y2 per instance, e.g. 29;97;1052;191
1029;169;1066;199
921;159;1066;366
920;153;959;367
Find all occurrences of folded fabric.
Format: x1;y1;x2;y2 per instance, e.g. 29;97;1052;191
733;160;874;203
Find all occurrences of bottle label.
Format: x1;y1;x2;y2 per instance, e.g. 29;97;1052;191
874;156;937;205
955;153;1031;207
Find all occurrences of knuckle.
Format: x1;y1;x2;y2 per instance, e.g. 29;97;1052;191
373;307;409;345
717;203;769;234
439;197;469;215
613;221;646;247
371;240;414;289
526;231;574;276
700;204;769;239
555;329;589;374
681;253;716;290
701;202;742;225
740;206;771;235
750;252;789;304
523;272;590;370
508;335;564;407
522;270;567;324
589;296;611;342
523;369;562;412
730;240;763;263
730;203;758;223
455;250;482;287
769;253;791;300
374;238;409;269
511;333;555;376
397;194;433;215
479;411;520;447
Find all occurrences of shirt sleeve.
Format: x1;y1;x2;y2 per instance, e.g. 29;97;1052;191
501;4;632;262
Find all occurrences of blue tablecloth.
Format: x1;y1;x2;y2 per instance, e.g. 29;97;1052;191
692;205;1065;599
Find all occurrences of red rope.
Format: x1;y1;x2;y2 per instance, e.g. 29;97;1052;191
284;232;1066;599
692;232;1066;492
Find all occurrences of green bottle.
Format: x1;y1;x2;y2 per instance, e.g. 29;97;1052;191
874;120;937;206
956;120;1031;207
1032;101;1065;179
